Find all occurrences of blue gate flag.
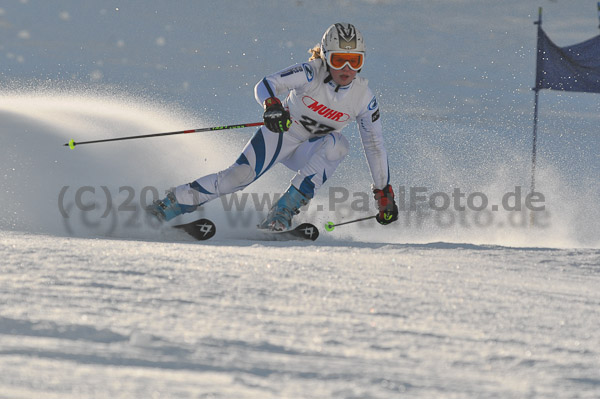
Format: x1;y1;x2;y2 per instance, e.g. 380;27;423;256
535;27;600;93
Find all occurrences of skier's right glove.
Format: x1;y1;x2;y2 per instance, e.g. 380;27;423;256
263;97;291;133
373;184;399;225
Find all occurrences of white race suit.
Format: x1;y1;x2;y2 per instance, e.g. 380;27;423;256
173;58;390;210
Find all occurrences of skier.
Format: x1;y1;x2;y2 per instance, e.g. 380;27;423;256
148;23;399;231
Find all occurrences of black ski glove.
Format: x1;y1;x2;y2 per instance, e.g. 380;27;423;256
263;97;291;133
373;184;399;225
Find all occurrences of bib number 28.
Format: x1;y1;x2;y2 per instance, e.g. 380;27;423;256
299;116;335;135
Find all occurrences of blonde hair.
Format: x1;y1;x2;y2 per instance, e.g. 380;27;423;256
308;44;323;61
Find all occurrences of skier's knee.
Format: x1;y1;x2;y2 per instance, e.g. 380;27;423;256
324;133;349;162
216;163;255;194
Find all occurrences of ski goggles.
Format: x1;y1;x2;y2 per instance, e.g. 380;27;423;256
326;51;364;71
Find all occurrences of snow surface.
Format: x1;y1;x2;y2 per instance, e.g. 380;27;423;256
1;230;599;398
1;1;599;398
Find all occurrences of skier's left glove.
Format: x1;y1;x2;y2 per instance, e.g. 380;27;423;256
263;97;291;133
373;184;399;225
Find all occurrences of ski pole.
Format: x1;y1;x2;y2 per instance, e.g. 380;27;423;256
324;215;377;232
64;121;264;149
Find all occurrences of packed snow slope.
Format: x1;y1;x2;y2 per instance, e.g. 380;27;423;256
1;231;600;399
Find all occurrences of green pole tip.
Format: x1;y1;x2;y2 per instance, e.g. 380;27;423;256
324;222;335;232
68;139;76;149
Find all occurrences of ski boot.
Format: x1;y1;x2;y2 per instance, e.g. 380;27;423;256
258;185;310;231
146;191;194;222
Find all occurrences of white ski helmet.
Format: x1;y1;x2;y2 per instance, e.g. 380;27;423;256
320;23;365;64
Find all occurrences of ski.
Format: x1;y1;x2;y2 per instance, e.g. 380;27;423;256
173;218;216;241
171;218;319;242
258;223;320;241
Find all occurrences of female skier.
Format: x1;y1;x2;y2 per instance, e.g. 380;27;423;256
148;23;399;231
